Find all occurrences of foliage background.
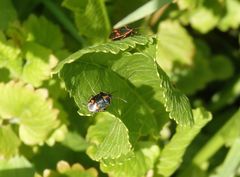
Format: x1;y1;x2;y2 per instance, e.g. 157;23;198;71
0;0;239;177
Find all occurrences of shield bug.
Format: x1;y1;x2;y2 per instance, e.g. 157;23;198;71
109;26;137;41
87;92;112;113
87;91;127;113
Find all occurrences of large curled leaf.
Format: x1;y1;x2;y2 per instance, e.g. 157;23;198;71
57;36;160;145
55;36;193;165
156;108;212;177
100;142;160;177
0;82;59;145
56;35;193;133
86;112;132;161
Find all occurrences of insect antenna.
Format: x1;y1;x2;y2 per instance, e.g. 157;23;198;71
110;91;128;103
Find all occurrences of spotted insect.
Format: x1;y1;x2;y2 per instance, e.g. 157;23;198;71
109;26;137;41
87;92;112;113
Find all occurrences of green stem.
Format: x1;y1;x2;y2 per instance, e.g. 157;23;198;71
40;0;85;45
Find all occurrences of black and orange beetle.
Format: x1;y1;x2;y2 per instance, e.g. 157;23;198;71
87;92;112;113
109;26;137;40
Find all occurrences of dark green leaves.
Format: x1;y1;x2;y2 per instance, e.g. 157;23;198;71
0;0;17;30
62;0;111;44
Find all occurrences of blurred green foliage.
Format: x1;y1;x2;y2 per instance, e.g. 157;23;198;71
0;0;239;177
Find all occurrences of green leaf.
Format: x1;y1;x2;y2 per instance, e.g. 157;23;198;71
218;0;240;31
101;142;160;177
86;112;132;161
210;55;234;81
176;0;199;10
189;5;220;33
21;42;58;87
0;0;17;30
211;138;240;177
0;125;21;158
62;0;111;44
61;131;89;152
0;68;10;82
158;67;194;126
156;108;212;177
46;124;68;146
40;0;85;45
0;156;34;177
24;15;64;50
172;40;213;95
53;35;153;73
157;20;195;71
0;32;22;77
114;0;172;28
0;82;59;145
56;35;193;130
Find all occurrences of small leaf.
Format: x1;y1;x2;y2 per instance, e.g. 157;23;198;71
62;0;111;44
157;20;195;71
210;55;234;81
86;112;132;161
156;108;212;177
0;125;21;158
61;131;89;152
21;42;58;87
218;0;240;31
24;15;64;50
0;32;22;77
189;2;221;33
0;82;59;145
